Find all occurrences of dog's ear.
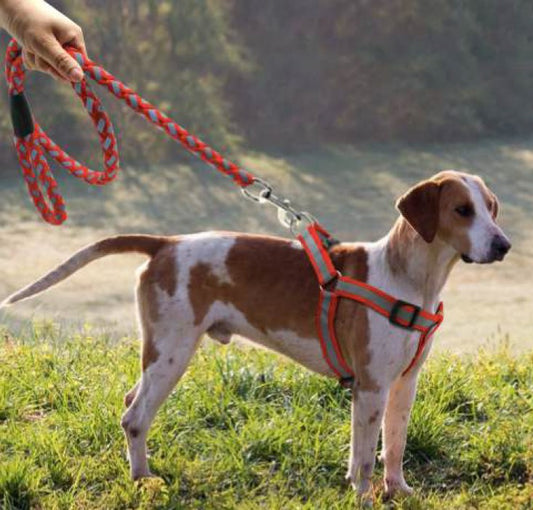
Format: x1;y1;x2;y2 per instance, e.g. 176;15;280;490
490;191;499;219
396;180;441;243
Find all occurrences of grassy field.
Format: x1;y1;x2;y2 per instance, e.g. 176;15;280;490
0;326;532;509
1;139;533;352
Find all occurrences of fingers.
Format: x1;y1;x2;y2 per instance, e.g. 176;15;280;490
36;55;68;82
59;24;87;58
31;34;84;82
22;48;69;82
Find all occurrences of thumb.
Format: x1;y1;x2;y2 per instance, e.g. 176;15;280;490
32;35;84;82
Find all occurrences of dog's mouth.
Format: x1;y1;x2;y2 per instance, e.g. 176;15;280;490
461;254;474;264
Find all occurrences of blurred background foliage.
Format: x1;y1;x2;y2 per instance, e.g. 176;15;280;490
1;0;533;169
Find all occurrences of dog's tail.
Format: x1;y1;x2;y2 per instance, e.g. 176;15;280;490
0;235;170;307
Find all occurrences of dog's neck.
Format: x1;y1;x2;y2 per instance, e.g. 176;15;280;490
384;217;460;307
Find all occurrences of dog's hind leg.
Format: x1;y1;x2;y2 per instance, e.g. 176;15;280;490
120;256;206;479
381;372;419;498
121;329;201;480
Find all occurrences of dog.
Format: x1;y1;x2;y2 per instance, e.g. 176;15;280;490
1;170;510;503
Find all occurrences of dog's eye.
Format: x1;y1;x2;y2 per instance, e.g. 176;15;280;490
455;205;474;218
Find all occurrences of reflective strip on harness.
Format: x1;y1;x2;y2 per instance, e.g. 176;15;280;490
335;277;440;331
299;222;444;384
298;224;337;286
316;290;354;380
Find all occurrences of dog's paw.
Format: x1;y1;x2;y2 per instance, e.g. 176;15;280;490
134;473;163;484
383;477;413;500
132;469;155;482
345;470;355;486
135;476;169;507
356;492;374;508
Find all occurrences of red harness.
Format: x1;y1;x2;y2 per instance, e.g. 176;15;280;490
298;223;444;386
5;39;444;384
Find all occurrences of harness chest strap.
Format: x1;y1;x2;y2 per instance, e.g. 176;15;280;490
297;223;444;385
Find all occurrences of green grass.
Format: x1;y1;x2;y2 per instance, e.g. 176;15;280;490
0;324;532;509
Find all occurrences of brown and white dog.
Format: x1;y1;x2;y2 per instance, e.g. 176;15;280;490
1;170;510;503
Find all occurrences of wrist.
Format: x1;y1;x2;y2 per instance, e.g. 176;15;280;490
0;0;41;36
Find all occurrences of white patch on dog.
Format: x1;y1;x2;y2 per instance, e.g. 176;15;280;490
464;177;504;263
289;239;304;250
177;232;236;289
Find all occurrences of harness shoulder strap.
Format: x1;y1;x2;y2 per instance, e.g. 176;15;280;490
298;223;338;286
298;224;354;381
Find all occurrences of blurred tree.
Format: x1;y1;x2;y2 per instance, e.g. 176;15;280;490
231;0;533;146
1;0;533;171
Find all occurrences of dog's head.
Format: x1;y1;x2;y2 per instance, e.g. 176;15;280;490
396;170;510;263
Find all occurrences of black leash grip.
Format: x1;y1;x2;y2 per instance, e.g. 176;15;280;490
10;92;34;138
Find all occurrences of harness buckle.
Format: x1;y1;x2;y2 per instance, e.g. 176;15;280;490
389;300;421;330
320;270;341;292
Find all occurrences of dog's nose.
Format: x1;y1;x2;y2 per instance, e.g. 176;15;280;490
490;235;511;260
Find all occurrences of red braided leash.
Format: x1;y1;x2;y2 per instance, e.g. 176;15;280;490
5;38;255;225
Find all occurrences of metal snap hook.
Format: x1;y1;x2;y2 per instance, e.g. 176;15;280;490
241;178;273;203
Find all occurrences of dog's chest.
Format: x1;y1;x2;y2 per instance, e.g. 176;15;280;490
364;249;435;381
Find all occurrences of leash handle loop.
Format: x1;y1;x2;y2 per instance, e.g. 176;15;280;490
6;39;119;224
5;38;255;225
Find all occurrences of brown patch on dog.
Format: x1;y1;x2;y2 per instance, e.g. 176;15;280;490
368;410;380;424
94;234;171;258
189;262;218;327
138;243;178;301
396;181;441;243
137;268;160;370
136;242;180;370
333;245;379;392
189;237;319;338
188;235;376;388
436;177;473;255
153;246;177;297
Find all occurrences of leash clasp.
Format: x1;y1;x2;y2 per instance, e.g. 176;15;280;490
241;177;273;203
241;178;317;233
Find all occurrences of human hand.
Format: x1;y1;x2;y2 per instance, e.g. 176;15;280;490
0;0;86;82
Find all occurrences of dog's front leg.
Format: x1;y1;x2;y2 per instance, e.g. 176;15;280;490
346;386;387;505
381;372;419;498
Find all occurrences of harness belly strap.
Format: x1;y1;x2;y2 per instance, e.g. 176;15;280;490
298;223;444;385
